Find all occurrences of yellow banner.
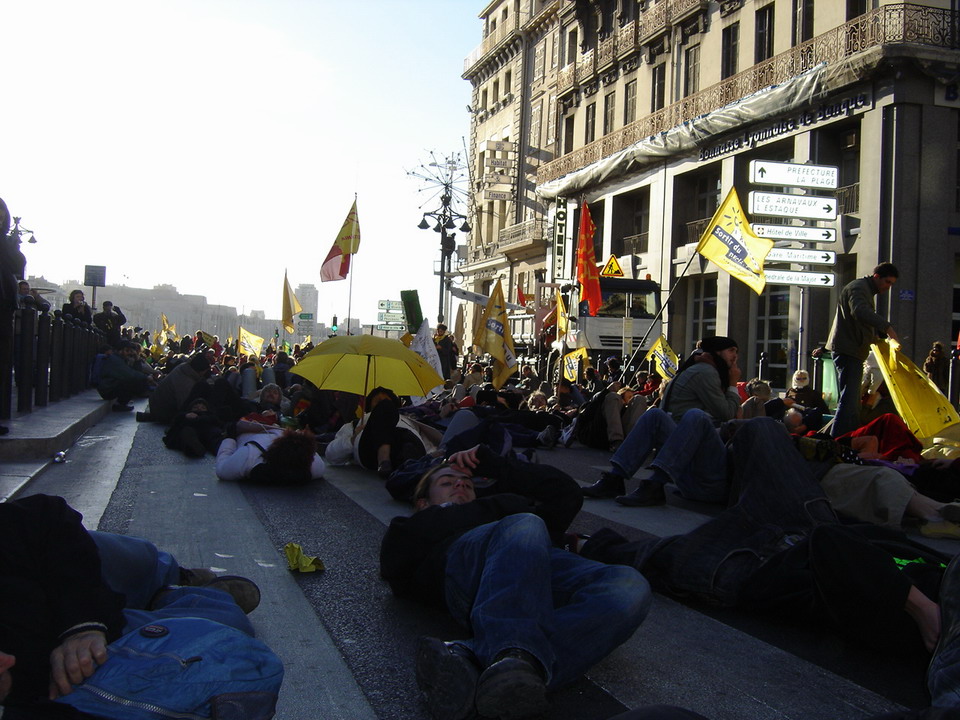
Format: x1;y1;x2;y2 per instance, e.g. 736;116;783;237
644;335;680;380
238;326;265;358
281;270;302;334
474;279;518;389
871;340;959;439
556;288;568;345
563;348;589;382
696;188;773;295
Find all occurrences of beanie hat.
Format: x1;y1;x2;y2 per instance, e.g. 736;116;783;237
189;353;211;372
698;336;738;354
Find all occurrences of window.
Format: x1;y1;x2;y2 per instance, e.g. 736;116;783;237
755;286;791;390
624;80;637;125
721;23;739;79
691;276;718;348
603;92;616;135
792;0;814;45
529;101;543;147
565;28;578;66
684;45;701;97
546;93;557;145
755;5;775;63
504;70;512;95
651;63;666;112
481;88;488;110
564;115;575;154
847;0;867;20
551;29;559;67
492;80;500;104
534;42;546;82
585;103;597;144
696;172;722;219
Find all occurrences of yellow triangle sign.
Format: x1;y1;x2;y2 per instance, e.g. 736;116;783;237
601;255;624;278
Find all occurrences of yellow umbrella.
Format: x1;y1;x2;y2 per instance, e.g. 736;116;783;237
291;334;444;398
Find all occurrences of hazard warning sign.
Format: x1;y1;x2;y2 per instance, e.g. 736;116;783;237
601;255;624;278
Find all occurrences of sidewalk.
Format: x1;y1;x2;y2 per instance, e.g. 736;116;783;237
0;390;113;501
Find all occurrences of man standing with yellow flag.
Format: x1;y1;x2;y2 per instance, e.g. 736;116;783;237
696;188;773;295
282;270;302;334
474;279;518;389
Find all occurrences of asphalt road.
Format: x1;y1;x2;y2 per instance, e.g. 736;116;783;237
18;407;949;719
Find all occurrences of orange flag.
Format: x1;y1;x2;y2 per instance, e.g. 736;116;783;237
576;201;602;316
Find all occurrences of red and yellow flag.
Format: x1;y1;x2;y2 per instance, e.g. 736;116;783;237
321;199;361;282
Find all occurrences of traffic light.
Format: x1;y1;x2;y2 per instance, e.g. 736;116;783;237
331;315;338;334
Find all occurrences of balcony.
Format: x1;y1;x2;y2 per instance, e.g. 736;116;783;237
638;0;670;44
622;232;649;255
498;218;548;257
539;3;959;185
836;182;860;214
464;12;524;75
686;218;712;245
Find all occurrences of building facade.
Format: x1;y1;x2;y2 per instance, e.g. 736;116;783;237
462;0;960;388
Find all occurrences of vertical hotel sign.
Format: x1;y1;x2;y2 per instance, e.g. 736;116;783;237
552;198;568;280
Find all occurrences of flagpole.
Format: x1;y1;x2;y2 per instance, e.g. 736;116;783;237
618;252;699;384
346;192;356;335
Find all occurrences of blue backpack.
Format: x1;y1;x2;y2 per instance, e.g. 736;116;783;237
56;617;284;720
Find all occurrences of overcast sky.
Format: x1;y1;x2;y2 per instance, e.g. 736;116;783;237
2;0;479;327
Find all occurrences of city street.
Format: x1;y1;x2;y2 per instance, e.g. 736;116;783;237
16;405;943;720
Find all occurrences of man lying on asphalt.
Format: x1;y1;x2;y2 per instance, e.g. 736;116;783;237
379;443;651;720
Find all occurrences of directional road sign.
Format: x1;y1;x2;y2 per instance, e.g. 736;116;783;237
749;191;837;221
485;190;512;201
753;224;837;243
377;324;405;332
378;311;406;322
378;300;404;311
765;248;836;265
764;269;836;287
749;160;839;189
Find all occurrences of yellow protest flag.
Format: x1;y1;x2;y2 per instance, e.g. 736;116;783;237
643;335;680;380
321;199;361;282
562;348;589;382
556;288;568;345
871;340;960;439
474;279;518;389
161;313;170;332
281;270;302;333
696;188;773;295
238;326;265;359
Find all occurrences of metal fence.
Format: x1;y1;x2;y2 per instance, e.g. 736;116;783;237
0;304;103;420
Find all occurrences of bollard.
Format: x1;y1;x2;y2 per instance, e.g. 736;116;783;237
17;307;36;413
35;309;51;407
49;312;64;403
758;351;768;381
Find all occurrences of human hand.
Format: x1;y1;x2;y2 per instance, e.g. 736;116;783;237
728;362;742;386
886;326;900;343
48;630;107;699
447;445;481;473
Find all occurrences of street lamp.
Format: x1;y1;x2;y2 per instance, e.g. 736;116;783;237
10;217;37;245
408;152;471;325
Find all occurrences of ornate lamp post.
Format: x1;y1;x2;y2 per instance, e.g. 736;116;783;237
409;153;471;324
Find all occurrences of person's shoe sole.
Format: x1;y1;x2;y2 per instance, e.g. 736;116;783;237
415;637;479;720
205;575;262;613
615;485;667;507
475;657;548;719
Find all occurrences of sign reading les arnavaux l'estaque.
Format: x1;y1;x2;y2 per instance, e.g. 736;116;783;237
749;191;837;221
699;89;872;161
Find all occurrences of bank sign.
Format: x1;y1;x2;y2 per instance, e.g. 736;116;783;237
699;89;872;162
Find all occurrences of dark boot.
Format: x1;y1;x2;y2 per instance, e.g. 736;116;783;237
581;471;626;498
475;649;548;720
616;480;667;507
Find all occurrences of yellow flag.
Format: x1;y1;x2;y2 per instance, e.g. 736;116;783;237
198;331;216;347
643;335;680;380
281;270;302;334
696;188;773;295
562;348;589;381
474;279;518;389
161;313;170;332
871;339;960;439
556;288;568;344
238;326;265;358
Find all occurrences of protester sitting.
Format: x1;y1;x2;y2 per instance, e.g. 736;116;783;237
97;341;152;412
379;443;651;720
216;419;324;484
581;417;948;660
784;369;829;414
739;378;772;419
602;384;648;451
137;352;211;424
660;336;742;423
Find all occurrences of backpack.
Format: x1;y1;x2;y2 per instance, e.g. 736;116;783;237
56;617;284;720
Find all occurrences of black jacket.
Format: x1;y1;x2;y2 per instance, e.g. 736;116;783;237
379;445;582;607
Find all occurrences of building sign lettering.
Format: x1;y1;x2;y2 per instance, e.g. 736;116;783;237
553;198;568;280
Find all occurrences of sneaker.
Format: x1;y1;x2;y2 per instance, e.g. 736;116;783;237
377;460;393;479
560;418;578;448
475;649;548;720
581;472;626;499
940;502;960;523
616;481;667;507
178;567;218;586
415;637;480;720
205;575;262;613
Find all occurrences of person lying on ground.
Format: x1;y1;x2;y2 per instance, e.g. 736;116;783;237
380;444;650;720
216;420;324;484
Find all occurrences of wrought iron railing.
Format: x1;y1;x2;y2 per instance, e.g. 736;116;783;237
836;182;861;214
539;4;958;184
498;218;548;251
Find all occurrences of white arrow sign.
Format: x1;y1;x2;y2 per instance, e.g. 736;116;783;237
750;160;839;189
378;300;404;311
764;269;836;287
753;224;837;243
766;248;836;265
378;311;406;322
749;191;837;220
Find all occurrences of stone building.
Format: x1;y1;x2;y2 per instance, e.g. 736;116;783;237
461;0;960;388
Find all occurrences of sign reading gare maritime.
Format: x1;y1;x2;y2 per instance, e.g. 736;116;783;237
698;89;872;162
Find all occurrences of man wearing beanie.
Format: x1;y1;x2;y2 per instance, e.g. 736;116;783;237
138;352;212;424
660;336;742;424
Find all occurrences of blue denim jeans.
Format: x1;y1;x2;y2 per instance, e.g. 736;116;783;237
610;408;728;503
444;514;651;688
832;353;863;437
90;531;181;609
122;586;255;637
